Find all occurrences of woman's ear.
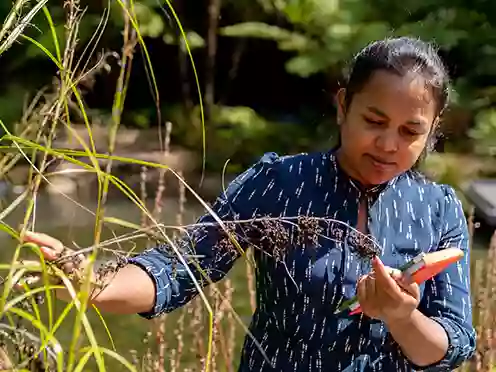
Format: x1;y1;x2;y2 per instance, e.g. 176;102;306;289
426;116;441;151
433;116;441;129
336;88;347;124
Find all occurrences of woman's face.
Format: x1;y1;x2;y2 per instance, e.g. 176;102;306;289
336;70;438;186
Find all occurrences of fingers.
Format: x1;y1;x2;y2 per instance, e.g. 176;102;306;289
372;256;403;299
22;232;87;278
357;259;421;321
357;274;380;319
12;260;42;291
365;273;376;299
383;263;420;299
22;231;66;261
23;231;64;252
11;260;55;291
377;260;420;302
21;231;78;281
13;276;40;292
12;233;86;302
357;275;367;304
393;273;420;299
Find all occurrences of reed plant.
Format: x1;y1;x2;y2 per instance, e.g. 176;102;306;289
0;2;493;372
0;0;211;370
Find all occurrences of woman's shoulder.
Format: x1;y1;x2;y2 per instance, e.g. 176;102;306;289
221;150;328;200
259;150;330;166
403;170;459;195
237;150;331;181
399;170;464;215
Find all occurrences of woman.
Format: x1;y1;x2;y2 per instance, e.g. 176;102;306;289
23;36;476;371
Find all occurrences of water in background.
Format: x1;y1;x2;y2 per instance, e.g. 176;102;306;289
0;187;490;370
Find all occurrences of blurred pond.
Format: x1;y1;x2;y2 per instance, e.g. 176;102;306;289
0;186;491;370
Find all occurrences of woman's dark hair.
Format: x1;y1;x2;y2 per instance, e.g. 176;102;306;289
339;36;451;167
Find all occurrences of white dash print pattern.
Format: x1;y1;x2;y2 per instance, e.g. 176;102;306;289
128;149;476;372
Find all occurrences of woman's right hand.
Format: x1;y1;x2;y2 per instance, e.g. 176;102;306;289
18;231;92;302
16;231;156;315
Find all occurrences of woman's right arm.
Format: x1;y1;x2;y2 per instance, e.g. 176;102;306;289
22;152;280;318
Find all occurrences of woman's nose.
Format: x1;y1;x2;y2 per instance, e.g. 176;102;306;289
375;131;399;152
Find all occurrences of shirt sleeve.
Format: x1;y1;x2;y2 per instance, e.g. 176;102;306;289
414;185;476;371
126;152;280;319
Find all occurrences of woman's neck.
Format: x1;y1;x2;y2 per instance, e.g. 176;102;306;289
335;148;371;190
334;147;396;197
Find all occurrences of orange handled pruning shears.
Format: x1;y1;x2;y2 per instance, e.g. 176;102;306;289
334;247;464;316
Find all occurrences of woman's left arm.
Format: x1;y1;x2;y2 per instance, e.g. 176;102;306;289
390;186;477;370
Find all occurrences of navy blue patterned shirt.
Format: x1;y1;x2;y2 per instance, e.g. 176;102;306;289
129;149;476;371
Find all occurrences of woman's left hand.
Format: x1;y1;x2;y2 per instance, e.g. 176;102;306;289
357;256;420;324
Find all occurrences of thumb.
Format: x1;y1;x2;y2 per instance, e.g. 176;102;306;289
23;232;63;250
372;256;391;280
39;246;59;261
372;256;402;295
22;231;65;261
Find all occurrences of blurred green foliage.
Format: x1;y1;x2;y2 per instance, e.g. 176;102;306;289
1;0;496;173
164;103;330;173
469;110;496;157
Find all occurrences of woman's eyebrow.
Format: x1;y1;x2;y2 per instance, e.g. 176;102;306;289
367;106;428;127
367;106;389;119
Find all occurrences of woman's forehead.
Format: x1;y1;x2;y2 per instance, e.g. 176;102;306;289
351;70;438;121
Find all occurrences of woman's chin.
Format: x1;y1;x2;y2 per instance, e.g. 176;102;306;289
361;171;397;187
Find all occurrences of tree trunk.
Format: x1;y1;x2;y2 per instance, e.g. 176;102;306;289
205;0;222;124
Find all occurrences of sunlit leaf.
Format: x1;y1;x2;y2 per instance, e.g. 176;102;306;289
221;22;292;40
285;53;330;77
133;2;164;38
163;30;205;50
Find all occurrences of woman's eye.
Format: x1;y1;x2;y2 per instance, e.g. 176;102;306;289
402;127;420;137
364;117;383;126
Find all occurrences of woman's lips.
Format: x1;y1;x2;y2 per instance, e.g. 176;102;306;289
365;154;396;171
